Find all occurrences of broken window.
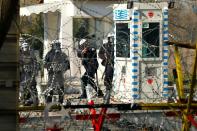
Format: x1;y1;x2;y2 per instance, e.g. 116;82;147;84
116;23;130;58
142;22;160;58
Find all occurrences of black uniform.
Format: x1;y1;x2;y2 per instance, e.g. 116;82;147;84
44;48;70;103
98;40;114;103
77;47;103;98
20;50;39;106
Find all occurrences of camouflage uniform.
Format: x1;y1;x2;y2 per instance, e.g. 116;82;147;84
20;42;39;106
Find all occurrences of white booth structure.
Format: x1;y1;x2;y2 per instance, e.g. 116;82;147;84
113;2;169;103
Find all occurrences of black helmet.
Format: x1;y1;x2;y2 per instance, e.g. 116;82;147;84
51;40;61;52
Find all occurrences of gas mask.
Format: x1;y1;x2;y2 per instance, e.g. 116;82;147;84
19;37;24;45
53;44;61;53
108;36;113;43
21;42;30;52
107;32;114;44
79;39;88;50
51;40;61;53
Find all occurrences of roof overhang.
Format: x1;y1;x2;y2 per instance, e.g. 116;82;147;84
20;2;72;16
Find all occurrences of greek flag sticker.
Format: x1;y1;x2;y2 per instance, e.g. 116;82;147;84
114;9;129;20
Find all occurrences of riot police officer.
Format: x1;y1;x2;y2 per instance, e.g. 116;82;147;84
19;41;39;106
77;39;103;98
98;33;114;104
44;40;70;104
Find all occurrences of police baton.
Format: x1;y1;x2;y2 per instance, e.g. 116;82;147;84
95;71;99;96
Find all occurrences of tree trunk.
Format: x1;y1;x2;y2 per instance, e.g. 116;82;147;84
0;0;19;49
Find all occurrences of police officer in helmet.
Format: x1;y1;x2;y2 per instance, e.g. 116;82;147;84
77;38;103;98
44;40;70;103
98;33;114;104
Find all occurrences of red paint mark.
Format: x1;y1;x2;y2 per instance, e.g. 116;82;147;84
148;11;154;18
88;100;94;106
89;101;107;131
166;112;197;128
75;113;120;120
165;111;181;117
19;117;26;123
188;113;197;128
147;79;153;84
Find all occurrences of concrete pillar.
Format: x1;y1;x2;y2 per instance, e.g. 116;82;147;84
60;2;82;85
42;11;61;84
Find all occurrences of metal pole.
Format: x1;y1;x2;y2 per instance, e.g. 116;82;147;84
17;103;197;112
174;46;185;100
183;43;197;131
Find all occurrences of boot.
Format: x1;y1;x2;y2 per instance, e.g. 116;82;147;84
104;89;111;104
24;99;33;106
78;93;87;99
59;95;64;104
32;97;39;106
45;94;52;103
78;84;87;99
98;89;104;97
